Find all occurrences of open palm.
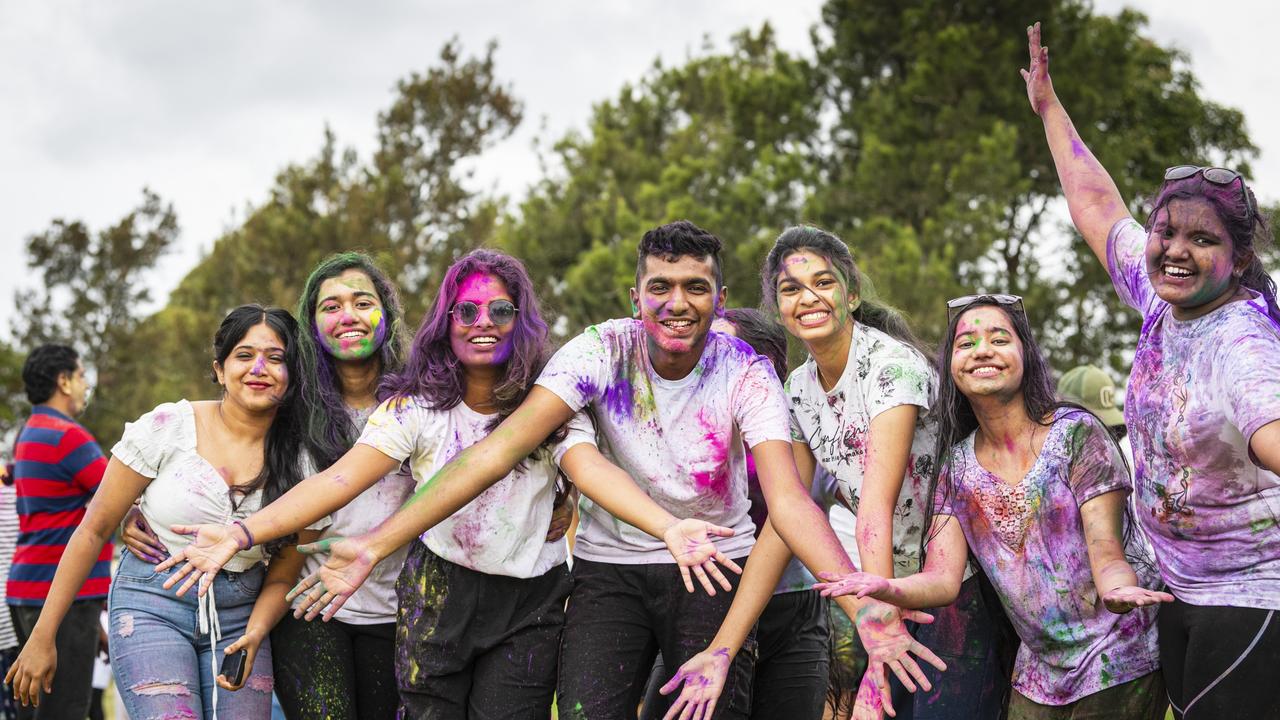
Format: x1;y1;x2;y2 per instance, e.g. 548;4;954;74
289;536;379;621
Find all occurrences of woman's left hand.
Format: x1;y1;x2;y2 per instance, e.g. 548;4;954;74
545;496;574;542
215;630;264;691
659;646;733;720
289;535;380;621
1102;586;1175;614
814;570;892;600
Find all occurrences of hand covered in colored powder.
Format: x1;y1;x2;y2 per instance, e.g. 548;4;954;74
659;646;732;720
852;661;893;720
4;633;56;707
120;505;168;563
157;522;242;597
289;535;379;621
1102;586;1175;614
814;570;892;600
662;519;742;596
852;599;946;705
544;495;574;543
1020;22;1057;116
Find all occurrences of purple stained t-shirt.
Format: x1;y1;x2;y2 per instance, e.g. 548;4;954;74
935;409;1160;705
1108;218;1280;610
538;318;792;564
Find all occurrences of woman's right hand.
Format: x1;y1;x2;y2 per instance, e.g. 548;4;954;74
4;632;56;708
156;523;243;597
1020;22;1057;116
215;629;265;691
289;535;380;621
120;505;168;563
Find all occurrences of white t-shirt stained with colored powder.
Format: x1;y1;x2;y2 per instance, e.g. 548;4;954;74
357;394;581;578
537;318;793;564
786;322;939;577
295;405;416;625
1109;217;1280;610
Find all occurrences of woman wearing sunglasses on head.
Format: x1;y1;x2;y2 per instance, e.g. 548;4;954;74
1023;22;1280;719
817;294;1169;719
153;249;742;717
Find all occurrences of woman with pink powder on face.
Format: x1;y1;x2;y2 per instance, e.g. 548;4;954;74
1023;22;1280;719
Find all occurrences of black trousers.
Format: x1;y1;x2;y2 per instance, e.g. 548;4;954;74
8;600;102;720
395;541;572;720
271;612;398;720
557;556;756;720
641;588;829;720
1159;599;1280;719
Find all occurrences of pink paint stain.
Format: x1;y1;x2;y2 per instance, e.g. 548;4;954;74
690;409;731;497
245;675;275;693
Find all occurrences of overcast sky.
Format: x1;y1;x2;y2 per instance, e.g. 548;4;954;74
2;1;1276;335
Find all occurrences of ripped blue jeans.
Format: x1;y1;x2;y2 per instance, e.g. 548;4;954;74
108;552;274;720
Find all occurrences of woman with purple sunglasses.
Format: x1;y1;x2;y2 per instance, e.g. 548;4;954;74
1023;21;1280;720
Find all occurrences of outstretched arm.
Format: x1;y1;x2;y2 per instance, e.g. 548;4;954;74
1079;490;1174;613
1023;21;1131;265
816;514;970;610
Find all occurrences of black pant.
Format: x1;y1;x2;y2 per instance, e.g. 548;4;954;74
271;613;398;720
395;541;571;719
1159;599;1280;719
641;589;828;720
558;556;757;720
8;600;102;720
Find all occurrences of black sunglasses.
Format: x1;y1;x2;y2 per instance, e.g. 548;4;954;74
449;299;519;327
945;294;1025;322
1163;165;1256;227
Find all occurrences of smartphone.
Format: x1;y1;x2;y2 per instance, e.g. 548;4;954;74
220;648;248;686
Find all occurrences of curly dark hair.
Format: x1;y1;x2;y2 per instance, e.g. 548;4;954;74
636;220;724;288
22;344;79;405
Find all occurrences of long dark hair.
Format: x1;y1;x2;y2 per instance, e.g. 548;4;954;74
211;304;305;554
381;249;551;431
295;252;408;469
721;308;788;380
923;298;1140;563
1149;175;1280;327
761;225;934;362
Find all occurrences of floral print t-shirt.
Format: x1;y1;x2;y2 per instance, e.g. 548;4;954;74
1109;217;1280;609
538;318;792;564
786;322;937;577
936;409;1161;705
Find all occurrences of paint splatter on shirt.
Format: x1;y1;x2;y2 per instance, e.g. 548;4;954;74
538;318;791;563
295;405;416;624
1109;218;1280;610
936;408;1160;705
359;395;581;578
786;322;937;577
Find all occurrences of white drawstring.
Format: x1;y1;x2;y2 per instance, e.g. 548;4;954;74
197;579;222;720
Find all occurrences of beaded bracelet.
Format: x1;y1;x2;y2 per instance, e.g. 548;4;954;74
232;520;255;551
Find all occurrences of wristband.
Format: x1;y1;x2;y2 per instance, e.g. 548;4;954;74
232;520;255;551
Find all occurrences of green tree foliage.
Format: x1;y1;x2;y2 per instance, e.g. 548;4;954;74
0;341;27;449
500;25;822;328
9;189;179;445
103;39;520;434
810;0;1256;367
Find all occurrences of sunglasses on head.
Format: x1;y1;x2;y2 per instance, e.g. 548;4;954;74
945;294;1025;323
1163;165;1256;226
449;299;519;327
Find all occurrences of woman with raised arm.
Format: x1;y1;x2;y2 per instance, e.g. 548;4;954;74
156;249;741;717
1023;22;1280;719
817;295;1170;719
6;305;307;719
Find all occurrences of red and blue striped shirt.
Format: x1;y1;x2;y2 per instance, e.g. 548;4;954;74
6;406;112;605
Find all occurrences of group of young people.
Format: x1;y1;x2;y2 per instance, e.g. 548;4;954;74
4;22;1278;720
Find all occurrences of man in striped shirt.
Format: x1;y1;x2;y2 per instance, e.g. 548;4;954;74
6;345;109;719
